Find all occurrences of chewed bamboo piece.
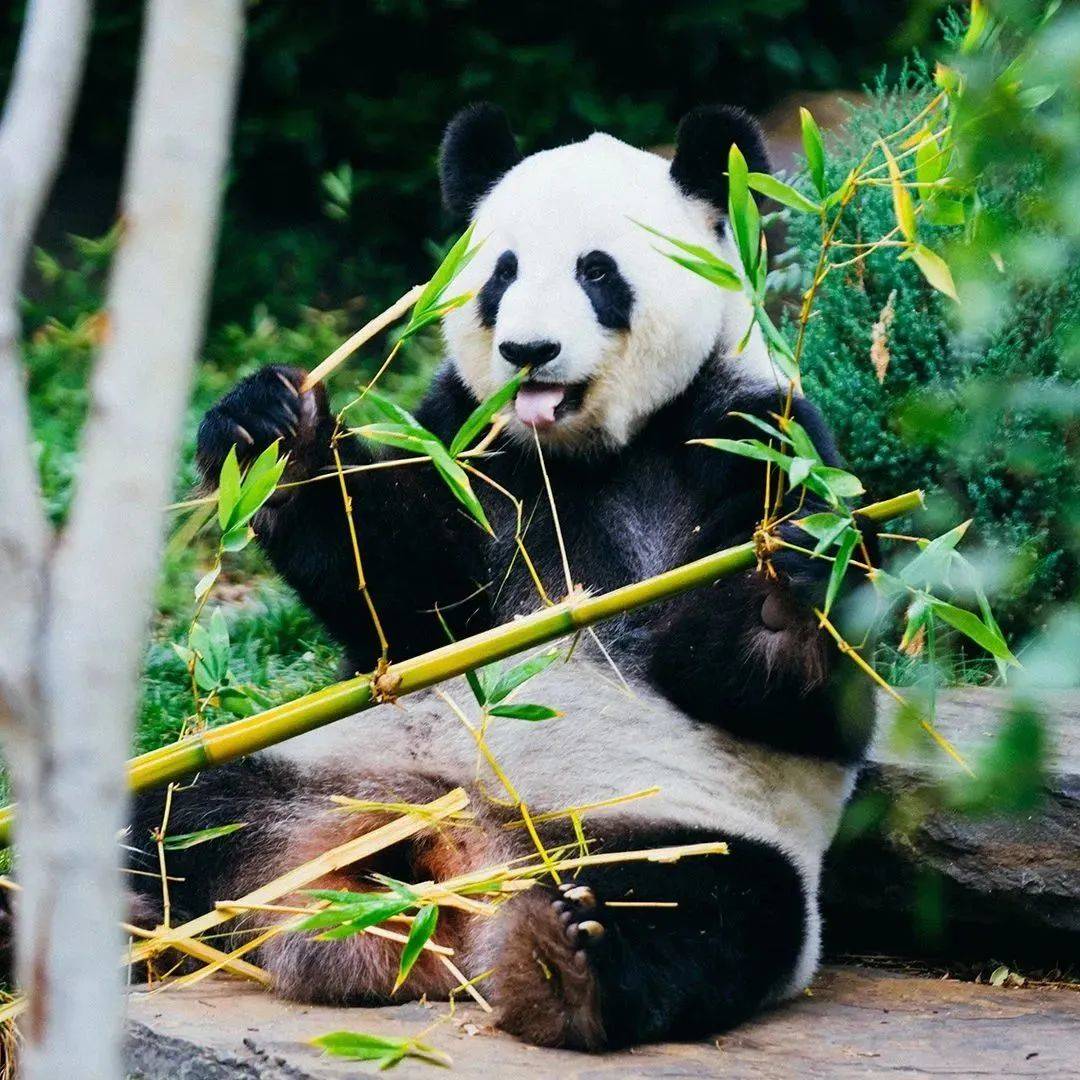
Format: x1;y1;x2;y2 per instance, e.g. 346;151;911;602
300;283;424;392
122;921;270;986
0;489;925;847
127;788;469;966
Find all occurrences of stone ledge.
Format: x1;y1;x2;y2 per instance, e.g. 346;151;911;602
823;689;1080;958
125;965;1080;1079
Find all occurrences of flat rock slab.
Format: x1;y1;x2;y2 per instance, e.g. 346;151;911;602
127;965;1080;1079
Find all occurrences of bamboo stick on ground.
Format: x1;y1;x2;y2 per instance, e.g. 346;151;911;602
0;489;924;847
128;788;468;966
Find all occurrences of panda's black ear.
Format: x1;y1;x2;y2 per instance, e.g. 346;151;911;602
670;106;771;213
439;103;522;217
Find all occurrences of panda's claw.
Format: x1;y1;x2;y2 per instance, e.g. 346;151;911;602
563;885;595;908
274;369;302;398
551;882;606;950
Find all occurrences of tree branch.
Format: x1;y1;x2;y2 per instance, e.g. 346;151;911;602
13;3;246;1076
0;0;91;730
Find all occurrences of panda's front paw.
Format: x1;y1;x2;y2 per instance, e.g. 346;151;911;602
768;518;833;615
196;365;328;486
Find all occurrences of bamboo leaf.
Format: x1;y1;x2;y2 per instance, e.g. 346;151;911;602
690;437;793;470
356;422;430;453
218;447;241;531
401;293;473;340
753;307;799;380
311;1031;450;1070
305;887;417;904
794;511;849;541
881;142;917;241
727;143;759;278
450;370;525;457
961;0;991;54
661;252;742;291
408;224;479;329
908;243;959;301
487;649;561;704
488;703;561;721
728;411;792;445
800;512;854;554
747;172;821;214
899;520;970;587
221;524;253;553
777;416;823;463
231;441;287;527
923;595;1019;665
923;197;966;227
824;527;860;615
162;822;247;850
914;130;945;189
426;440;493;534
812;466;865;499
394;904;438;992
634;221;742;281
216;686;259;717
301;895;415;939
356;423;433;455
364;392;435;439
799;107;827;197
788;456;815;487
194;563;220;601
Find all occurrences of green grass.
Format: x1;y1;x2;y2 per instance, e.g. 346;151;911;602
15;230;449;758
137;587;339;753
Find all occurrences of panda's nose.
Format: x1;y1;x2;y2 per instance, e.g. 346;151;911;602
498;339;561;369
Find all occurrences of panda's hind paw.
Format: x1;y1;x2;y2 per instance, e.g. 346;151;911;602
553;882;606;949
492;884;607;1049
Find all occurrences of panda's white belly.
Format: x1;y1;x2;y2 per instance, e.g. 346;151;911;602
273;653;857;888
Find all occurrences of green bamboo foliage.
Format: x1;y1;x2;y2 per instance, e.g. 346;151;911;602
0;490;923;847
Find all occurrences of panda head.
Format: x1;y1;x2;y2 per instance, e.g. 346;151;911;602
439;103;774;453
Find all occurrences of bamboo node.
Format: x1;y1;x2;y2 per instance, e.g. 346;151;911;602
373;660;402;704
753;525;780;570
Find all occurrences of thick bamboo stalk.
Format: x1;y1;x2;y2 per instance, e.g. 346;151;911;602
0;489;922;847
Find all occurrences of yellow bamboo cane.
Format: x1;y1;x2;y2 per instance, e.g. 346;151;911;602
0;489;922;847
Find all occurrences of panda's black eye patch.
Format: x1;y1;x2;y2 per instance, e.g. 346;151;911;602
477;250;517;328
576;250;633;331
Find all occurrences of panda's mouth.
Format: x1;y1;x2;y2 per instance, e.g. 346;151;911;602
513;381;589;430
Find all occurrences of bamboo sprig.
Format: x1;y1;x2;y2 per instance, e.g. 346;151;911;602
0;489;922;846
126;788;469;966
300;283;424;393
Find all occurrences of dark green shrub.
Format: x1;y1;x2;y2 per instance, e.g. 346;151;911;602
789;62;1079;641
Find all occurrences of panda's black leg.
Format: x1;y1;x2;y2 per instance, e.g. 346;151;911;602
492;824;808;1050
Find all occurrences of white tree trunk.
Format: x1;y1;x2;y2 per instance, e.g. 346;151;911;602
0;2;245;1076
0;0;89;746
0;1;92;1062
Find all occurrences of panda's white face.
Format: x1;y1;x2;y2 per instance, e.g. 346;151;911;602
442;132;773;453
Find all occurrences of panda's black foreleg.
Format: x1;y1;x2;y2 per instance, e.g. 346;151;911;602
195;365;492;668
492;824;806;1050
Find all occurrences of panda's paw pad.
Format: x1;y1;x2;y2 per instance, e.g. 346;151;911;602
552;883;606;949
492;885;606;1048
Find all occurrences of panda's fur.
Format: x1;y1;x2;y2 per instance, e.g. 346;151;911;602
125;104;876;1050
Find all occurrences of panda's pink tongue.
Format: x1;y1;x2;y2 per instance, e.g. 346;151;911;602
514;384;566;429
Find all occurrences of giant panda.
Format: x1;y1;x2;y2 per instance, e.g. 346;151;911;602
127;104;875;1050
